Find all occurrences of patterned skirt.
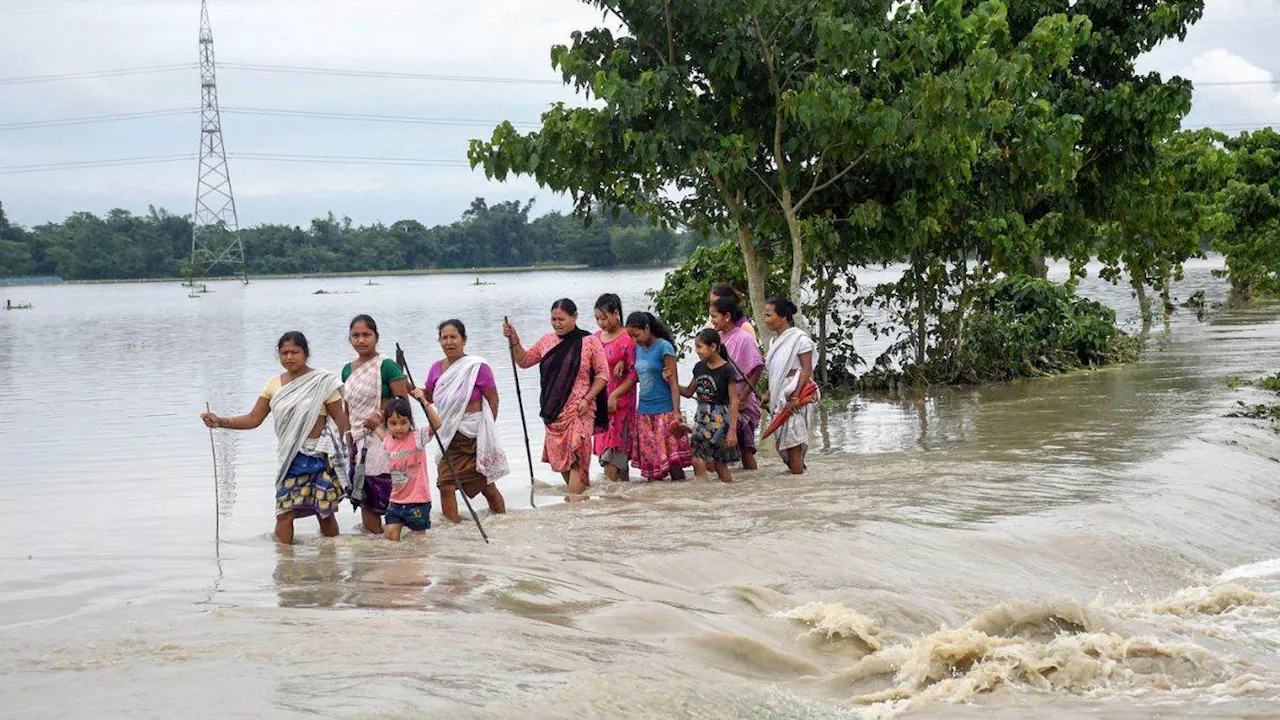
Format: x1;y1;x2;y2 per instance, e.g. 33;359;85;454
276;452;344;519
691;403;741;464
631;412;693;481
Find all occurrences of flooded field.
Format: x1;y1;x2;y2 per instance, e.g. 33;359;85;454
1;259;1278;718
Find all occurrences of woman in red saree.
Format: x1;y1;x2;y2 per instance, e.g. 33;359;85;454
503;298;609;497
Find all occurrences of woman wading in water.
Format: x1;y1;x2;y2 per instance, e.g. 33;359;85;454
341;314;407;534
422;319;509;522
763;298;819;475
201;331;352;544
626;311;691;481
593;294;638;482
503;299;609;498
711;296;764;470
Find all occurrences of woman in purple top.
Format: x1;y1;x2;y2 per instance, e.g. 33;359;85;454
423;319;509;523
711;296;764;470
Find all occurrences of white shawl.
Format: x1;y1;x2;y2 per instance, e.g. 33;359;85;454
765;326;819;452
433;355;509;481
270;369;344;484
343;355;390;476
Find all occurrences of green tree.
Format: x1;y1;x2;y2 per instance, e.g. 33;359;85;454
470;0;1093;341
1216;128;1280;302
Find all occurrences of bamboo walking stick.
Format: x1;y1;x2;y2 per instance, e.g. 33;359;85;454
395;344;490;544
205;402;220;545
504;316;538;508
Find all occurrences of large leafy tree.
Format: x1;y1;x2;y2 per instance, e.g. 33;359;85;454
1217;128;1280;302
469;0;1095;340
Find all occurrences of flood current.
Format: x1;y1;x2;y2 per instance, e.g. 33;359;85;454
1;259;1278;718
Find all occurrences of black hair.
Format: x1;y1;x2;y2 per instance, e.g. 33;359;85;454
383;397;415;428
594;292;623;318
710;284;741;302
625;311;675;346
349;314;378;338
695;328;730;360
277;331;310;357
711;296;745;323
767;297;799;325
438;319;467;340
551;298;578;316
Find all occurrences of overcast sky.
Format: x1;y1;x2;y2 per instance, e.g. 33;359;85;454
1;0;1277;229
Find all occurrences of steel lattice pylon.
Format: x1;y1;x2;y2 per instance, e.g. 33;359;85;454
190;0;246;284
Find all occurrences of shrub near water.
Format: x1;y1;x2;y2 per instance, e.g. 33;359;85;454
957;277;1141;383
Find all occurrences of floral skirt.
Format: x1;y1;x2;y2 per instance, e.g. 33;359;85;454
692;403;741;464
631;413;692;481
276;452;343;519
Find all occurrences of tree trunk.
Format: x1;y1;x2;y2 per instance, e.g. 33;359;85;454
735;219;771;346
1160;271;1174;324
1029;249;1048;279
1130;273;1152;332
815;265;830;387
915;262;927;369
781;191;806;327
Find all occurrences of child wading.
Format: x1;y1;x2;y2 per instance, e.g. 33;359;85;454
625;311;691;481
372;396;440;541
680;329;740;482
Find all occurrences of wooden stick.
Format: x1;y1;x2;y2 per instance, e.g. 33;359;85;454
395;344;490;544
206;402;220;545
504;316;538;508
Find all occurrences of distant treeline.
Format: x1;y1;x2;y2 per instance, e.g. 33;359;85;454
0;198;715;281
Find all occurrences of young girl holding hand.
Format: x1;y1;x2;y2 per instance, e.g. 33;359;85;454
372;395;441;541
680;329;739;483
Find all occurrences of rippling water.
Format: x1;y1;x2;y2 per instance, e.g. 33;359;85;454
2;259;1279;718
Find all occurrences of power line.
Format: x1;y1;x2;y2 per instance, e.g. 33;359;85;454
0;109;196;131
0;64;194;86
218;62;562;86
223;107;539;128
0;152;471;175
230;152;469;167
0;106;537;132
0;154;197;174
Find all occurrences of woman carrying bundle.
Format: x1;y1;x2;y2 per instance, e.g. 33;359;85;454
503;299;609;497
341;314;408;535
201;331;352;544
422;319;509;522
763;298;819;475
710;296;764;470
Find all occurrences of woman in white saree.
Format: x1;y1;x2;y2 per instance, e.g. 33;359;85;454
202;331;352;544
763;299;819;475
422;320;509;522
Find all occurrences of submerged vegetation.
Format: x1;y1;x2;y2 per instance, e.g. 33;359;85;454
470;0;1278;388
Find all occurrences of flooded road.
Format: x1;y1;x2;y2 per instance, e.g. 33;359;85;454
1;259;1278;718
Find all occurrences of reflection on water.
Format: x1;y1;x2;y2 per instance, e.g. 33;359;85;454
3;259;1280;718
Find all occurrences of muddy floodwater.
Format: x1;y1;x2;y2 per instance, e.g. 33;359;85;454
2;259;1279;718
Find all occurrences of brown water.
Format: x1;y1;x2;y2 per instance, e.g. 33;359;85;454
2;260;1279;718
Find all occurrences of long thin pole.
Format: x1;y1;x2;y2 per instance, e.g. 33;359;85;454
504;316;537;508
395;344;489;544
206;402;220;544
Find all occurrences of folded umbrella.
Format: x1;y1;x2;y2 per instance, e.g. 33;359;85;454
761;381;819;439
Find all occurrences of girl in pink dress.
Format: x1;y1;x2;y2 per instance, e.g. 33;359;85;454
503;298;610;497
592;294;638;481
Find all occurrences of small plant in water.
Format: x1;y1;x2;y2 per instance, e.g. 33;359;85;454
1223;376;1251;390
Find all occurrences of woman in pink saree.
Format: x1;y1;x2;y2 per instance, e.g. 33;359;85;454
503;298;609;497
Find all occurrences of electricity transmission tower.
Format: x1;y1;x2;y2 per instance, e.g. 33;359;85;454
190;0;246;284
